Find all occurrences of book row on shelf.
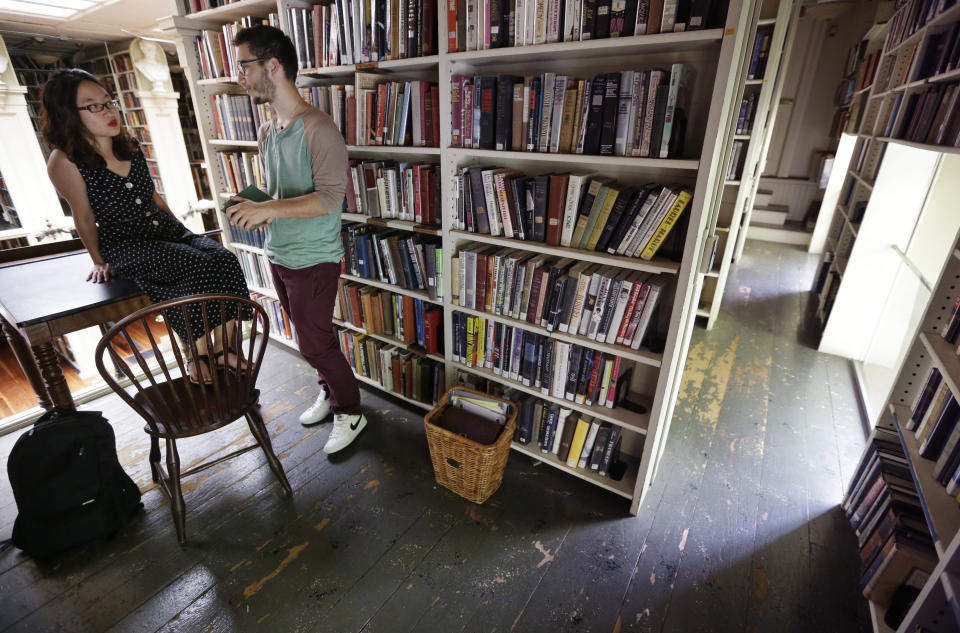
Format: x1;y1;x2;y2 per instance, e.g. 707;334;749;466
226;222;267;248
209;93;272;142
338;281;444;354
218;150;264;194
346;160;441;226
355;74;440;147
746;24;772;81
451;309;632;410
515;400;624;477
341;225;443;299
896;82;960;146
237;248;273;291
842;427;936;631
725;139;745;181
451;65;692;158
884;0;958;54
294;77;441;148
448;0;724;52
735;90;758;134
195;15;278;80
455;167;691;260
339;328;446;404
287;0;438;68
452;245;665;351
252;292;299;343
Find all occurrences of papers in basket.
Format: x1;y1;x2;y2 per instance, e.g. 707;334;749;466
449;393;509;425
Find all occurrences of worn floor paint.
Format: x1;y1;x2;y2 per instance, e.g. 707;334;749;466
0;242;870;633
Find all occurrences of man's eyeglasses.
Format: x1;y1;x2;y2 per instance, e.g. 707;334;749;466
236;57;267;76
77;100;121;113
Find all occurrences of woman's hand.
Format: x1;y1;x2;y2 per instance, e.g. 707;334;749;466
227;198;276;231
87;262;112;283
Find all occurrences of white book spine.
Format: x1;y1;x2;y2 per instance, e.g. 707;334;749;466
605;279;633;344
560;175;586;248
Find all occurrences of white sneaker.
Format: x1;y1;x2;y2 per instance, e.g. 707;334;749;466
323;413;367;454
299;390;331;427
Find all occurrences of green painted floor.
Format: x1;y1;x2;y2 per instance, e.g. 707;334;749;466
0;240;870;633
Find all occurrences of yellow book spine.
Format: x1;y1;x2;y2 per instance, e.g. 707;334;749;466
586;189;620;251
640;190;692;260
475;317;486;367
566;417;591;468
466;316;476;367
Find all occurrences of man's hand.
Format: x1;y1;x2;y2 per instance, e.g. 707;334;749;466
87;262;112;284
227;198;276;230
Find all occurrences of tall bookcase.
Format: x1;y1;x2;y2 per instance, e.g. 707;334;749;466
83;50;166;194
695;0;799;330
163;0;757;514
811;0;960;372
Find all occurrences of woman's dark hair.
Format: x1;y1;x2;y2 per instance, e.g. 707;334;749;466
233;25;298;82
40;68;134;168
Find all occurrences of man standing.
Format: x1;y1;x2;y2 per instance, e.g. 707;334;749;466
228;25;366;453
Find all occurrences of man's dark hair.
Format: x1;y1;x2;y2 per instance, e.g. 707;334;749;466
233;25;298;82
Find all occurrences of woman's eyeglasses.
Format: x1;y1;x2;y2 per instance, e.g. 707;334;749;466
77;100;121;113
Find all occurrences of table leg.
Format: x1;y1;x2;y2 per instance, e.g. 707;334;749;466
31;341;75;410
1;317;53;410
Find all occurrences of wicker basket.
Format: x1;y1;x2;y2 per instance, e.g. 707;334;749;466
424;387;516;504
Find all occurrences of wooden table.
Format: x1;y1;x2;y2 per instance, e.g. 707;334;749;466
0;250;150;411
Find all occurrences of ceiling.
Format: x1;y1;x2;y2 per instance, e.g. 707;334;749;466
0;0;178;57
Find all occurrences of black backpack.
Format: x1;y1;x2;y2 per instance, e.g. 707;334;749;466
7;408;142;559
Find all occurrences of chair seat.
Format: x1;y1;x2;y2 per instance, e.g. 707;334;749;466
133;377;261;438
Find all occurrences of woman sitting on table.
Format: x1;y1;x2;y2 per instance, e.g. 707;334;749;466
41;69;253;384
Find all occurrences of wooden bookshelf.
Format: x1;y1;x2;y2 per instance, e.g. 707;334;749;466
695;0;800;330
164;0;759;515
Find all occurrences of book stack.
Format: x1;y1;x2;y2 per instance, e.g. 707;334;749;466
354;73;440;147
340;226;443;298
455;168;691;261
217;150;264;193
194;16;278;79
452;311;636;416
336;280;444;354
346;160;441;227
450;64;694;158
452;247;665;351
447;0;724;52
843;426;935;625
299;84;350;139
746;26;773;80
209;94;271;142
251;293;298;344
336;329;445;404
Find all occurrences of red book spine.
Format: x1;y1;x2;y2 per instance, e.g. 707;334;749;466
606;355;622;408
431;85;440;148
447;0;458;52
585;351;603;405
346;95;357;145
413;164;423;223
616;280;645;344
462;82;473;148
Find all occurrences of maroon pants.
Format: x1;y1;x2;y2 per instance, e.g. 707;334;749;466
270;261;361;415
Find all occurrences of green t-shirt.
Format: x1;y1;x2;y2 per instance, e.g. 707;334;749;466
258;106;348;269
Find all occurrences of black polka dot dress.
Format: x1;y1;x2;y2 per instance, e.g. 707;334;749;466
77;148;253;342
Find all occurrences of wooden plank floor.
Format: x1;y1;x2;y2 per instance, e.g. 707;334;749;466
0;241;871;633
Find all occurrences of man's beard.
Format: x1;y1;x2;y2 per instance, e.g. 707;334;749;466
251;74;275;104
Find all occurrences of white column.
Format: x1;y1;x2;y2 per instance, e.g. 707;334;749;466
137;89;204;233
0;37;71;244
